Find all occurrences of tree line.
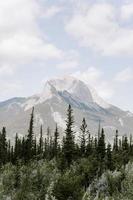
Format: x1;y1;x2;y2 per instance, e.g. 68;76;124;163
0;105;133;177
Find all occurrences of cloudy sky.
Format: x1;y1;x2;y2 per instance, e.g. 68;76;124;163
1;0;133;111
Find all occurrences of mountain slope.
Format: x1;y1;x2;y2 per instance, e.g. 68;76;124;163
0;76;133;142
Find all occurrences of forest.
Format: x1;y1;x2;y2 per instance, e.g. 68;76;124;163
0;105;132;200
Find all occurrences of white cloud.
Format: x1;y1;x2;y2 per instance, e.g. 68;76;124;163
57;60;79;70
0;0;63;73
65;2;133;56
115;67;133;82
56;49;79;70
73;67;102;85
0;34;62;63
121;3;133;20
0;65;14;76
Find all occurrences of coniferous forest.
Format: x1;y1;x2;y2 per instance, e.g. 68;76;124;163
0;105;133;200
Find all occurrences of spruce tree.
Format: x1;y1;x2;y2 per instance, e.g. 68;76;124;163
7;140;11;162
26;107;34;161
53;124;59;158
80;118;88;156
106;143;113;170
63;105;75;167
14;133;19;162
33;137;37;157
97;128;106;161
97;128;106;175
38;125;43;155
113;130;119;152
1;127;8;164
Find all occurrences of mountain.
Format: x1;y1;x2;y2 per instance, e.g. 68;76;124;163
0;76;133;142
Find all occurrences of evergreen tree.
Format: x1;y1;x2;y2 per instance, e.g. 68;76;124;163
14;133;19;161
0;127;8;164
38;125;43;155
97;128;106;175
97;128;106;161
7;140;11;162
26;107;34;161
80;118;88;156
11;145;14;164
106;143;113;170
113;130;119;152
122;136;129;151
62;105;75;167
33;137;37;157
122;136;129;166
53;124;59;158
86;132;93;157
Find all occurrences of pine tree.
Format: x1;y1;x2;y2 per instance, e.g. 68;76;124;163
86;131;94;157
11;146;14;164
38;125;43;155
97;128;106;161
113;130;119;152
79;118;88;156
98;120;101;141
1;127;8;164
122;136;129;151
14;133;19;161
122;136;129;166
33;137;37;157
26;107;34;161
106;143;113;170
53;124;59;158
7;140;11;162
21;136;27;162
62;105;75;167
97;128;106;175
46;127;51;159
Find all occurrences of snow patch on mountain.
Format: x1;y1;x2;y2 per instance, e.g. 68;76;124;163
50;106;66;129
126;111;133;117
35;113;44;126
52;112;66;129
118;118;124;127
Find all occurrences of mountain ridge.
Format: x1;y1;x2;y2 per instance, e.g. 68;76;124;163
0;75;133;142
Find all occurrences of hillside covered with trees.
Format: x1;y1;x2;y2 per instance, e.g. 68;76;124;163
0;105;132;200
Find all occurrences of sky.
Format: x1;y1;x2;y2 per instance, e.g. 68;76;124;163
1;0;133;112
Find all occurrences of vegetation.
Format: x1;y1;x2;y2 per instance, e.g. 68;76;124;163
0;105;132;199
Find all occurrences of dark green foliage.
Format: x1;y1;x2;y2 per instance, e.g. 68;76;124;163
0;127;8;165
62;105;75;167
53;124;60;158
38;125;43;155
97;128;106;162
113;130;119;152
26;107;35;161
53;171;83;200
106;143;113;170
80;118;88;156
76;158;98;190
0;105;132;199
